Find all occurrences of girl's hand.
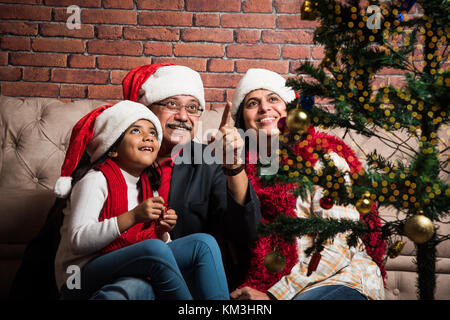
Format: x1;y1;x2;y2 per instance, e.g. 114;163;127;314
132;196;165;224
155;208;177;237
230;286;271;300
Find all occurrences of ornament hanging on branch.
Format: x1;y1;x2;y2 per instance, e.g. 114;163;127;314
388;240;406;259
301;0;319;20
355;191;373;215
286;103;311;135
403;213;435;244
264;244;286;273
319;196;334;210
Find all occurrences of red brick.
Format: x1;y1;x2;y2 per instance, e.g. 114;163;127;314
68;54;96;68
1;36;30;51
124;27;179;41
242;0;273;13
194;13;220;27
174;43;224;58
32;38;85;53
152;57;207;72
282;45;310;59
22;67;50;82
110;70;128;84
95;25;123;39
60;84;87;98
221;13;276;28
262;30;314;44
97;56;151;70
205;88;225;102
200;73;242;88
235;60;289;74
139;12;192;27
207;59;234;73
0;21;38;36
10;52;67;67
0;52;8;65
0;66;21;81
103;0;133;9
44;0;100;7
186;0;240;12
88;85;123;99
235;30;261;43
52;69;109;84
379;67;405;75
143;42;172;56
388;76;407;87
227;44;280;59
81;9;137;25
277;14;320;29
0;4;51;20
312;46;325;59
209;103;226;110
1;82;59;97
273;0;300;13
87;40;143;56
135;0;184;10
40;23;94;38
181;28;233;43
0;0;41;3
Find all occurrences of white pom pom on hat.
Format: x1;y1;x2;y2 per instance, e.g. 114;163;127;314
231;68;297;120
54;100;163;198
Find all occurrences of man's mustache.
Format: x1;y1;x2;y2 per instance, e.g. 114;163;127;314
167;121;192;131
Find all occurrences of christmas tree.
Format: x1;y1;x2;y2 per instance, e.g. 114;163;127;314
257;0;449;300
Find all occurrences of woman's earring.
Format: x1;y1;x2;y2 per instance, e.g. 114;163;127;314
108;151;118;158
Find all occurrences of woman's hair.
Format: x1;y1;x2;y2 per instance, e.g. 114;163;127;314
70;130;161;194
233;101;246;131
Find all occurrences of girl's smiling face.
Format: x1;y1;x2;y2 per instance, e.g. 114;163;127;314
112;119;159;177
242;89;287;136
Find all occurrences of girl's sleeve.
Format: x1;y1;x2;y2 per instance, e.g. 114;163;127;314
66;171;121;256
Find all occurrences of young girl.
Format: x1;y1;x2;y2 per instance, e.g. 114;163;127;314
54;100;229;300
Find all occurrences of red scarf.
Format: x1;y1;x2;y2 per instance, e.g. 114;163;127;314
97;158;157;254
240;126;386;292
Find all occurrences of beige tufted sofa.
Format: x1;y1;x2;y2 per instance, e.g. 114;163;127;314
1;96;449;300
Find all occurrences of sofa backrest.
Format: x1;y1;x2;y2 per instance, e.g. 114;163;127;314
0;97;107;191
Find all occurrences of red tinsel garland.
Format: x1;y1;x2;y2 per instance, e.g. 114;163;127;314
240;126;386;292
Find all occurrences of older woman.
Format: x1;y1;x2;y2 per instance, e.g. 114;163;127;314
229;68;385;300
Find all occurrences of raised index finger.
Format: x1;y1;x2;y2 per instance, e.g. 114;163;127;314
219;101;232;128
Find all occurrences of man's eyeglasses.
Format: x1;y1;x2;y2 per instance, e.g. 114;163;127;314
153;101;204;117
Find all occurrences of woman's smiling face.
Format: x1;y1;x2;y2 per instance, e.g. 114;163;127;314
242;89;287;136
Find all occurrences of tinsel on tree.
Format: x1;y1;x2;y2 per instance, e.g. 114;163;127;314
257;0;449;300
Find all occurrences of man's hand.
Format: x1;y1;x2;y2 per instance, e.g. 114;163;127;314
210;101;244;169
230;286;272;300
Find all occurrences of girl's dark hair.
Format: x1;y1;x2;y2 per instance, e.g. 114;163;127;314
233;101;246;131
70;130;161;193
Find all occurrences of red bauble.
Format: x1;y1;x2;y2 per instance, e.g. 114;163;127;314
319;196;334;209
277;116;288;133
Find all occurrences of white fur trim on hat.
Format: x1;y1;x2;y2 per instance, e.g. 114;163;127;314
54;176;73;198
138;65;205;111
87;100;163;163
231;68;296;120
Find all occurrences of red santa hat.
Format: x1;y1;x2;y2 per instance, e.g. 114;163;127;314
231;68;297;120
54;100;163;198
122;63;206;111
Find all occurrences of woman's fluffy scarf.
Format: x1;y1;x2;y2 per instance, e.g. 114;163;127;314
240;126;386;292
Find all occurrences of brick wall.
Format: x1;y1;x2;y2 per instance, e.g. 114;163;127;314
0;0;414;109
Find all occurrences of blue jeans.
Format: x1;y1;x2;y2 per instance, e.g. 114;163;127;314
60;233;229;300
294;285;368;300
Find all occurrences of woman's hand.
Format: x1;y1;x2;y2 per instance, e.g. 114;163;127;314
230;286;272;300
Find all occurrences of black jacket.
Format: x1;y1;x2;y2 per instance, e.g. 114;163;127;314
9;142;261;299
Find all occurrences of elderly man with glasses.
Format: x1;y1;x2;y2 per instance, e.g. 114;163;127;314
100;63;262;300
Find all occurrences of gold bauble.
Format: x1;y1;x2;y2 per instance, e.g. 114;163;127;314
301;1;319;20
387;240;406;258
264;248;286;273
403;215;434;244
355;197;373;215
286;108;310;135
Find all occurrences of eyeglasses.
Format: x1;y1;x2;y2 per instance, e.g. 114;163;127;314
154;101;204;117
